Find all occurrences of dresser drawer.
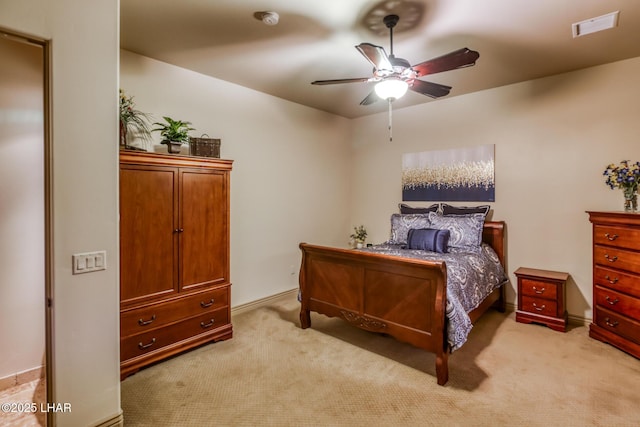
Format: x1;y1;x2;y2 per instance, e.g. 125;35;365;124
521;296;558;317
595;306;640;345
121;287;229;338
121;307;229;361
594;225;640;251
520;278;558;300
594;266;640;299
595;286;640;320
594;245;640;274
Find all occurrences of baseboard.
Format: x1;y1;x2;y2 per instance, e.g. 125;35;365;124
231;288;297;317
0;365;44;392
93;410;124;427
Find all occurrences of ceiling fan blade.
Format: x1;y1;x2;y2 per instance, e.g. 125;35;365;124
311;77;371;85
412;48;480;77
359;91;380;106
410;79;452;98
356;43;393;71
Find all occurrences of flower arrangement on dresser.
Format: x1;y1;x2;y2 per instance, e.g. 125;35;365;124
350;225;368;248
603;160;640;212
119;89;152;150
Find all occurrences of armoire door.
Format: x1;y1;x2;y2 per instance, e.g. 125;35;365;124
179;168;229;291
120;164;179;306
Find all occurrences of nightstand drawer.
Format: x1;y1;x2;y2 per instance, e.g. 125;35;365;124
594;225;640;251
594;245;640;274
520;278;558;300
521;296;558;317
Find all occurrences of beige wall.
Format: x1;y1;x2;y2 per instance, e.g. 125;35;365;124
120;50;353;307
0;36;45;381
0;0;121;426
349;56;640;320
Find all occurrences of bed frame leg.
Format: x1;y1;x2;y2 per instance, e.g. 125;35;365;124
300;308;311;329
436;350;449;386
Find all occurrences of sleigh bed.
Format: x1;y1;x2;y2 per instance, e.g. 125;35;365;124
298;216;507;386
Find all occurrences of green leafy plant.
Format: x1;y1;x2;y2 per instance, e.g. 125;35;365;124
151;116;195;145
119;89;152;147
350;225;368;243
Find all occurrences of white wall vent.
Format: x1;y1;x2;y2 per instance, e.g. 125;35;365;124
572;11;619;38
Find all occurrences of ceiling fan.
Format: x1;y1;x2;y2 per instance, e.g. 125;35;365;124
312;14;480;109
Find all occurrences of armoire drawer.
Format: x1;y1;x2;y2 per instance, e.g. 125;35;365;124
121;287;229;338
594;225;640;251
121;307;229;361
595;286;640;320
594;265;640;299
593;245;640;274
595;307;640;345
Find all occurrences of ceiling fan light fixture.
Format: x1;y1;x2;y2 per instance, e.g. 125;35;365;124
375;78;408;100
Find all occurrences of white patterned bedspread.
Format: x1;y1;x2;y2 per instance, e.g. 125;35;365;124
358;243;508;351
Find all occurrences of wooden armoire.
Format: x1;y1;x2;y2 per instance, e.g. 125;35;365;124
119;151;233;379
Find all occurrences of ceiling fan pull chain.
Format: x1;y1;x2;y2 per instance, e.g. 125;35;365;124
388;99;393;142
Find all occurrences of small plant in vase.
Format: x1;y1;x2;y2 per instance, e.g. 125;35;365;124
603;160;640;212
350;225;368;248
152;116;195;154
119;89;153;150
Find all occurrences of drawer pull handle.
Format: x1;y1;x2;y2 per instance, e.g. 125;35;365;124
200;319;215;328
605;296;619;305
604;254;618;262
532;303;546;311
604;318;619;328
138;314;156;326
138;338;156;350
604;275;619;284
604;233;618;241
200;298;215;308
533;286;545;294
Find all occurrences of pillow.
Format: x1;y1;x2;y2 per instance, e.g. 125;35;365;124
398;203;439;214
441;204;490;217
427;211;485;252
389;213;432;245
406;228;450;253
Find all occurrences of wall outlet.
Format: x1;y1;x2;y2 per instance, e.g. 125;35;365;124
72;251;107;274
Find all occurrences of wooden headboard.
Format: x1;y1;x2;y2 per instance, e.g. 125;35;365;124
482;221;506;266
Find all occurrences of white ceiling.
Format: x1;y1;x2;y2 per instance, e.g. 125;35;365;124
121;0;640;119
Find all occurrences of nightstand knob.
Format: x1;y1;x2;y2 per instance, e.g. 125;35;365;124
604;275;618;284
533;286;545;294
605;295;619;305
604;318;619;328
604;233;618;241
604;254;618;262
533;303;546;311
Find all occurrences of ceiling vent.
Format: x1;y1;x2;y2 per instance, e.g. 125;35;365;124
572;11;619;38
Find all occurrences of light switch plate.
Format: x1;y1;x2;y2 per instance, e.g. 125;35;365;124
72;251;107;274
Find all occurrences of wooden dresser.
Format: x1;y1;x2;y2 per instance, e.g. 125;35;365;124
587;211;640;359
119;151;233;379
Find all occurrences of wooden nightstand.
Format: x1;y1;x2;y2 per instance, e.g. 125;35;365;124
515;267;569;332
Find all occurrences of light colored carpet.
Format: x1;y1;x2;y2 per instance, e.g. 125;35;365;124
121;293;640;426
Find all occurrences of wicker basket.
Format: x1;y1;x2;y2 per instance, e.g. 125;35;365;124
189;135;221;158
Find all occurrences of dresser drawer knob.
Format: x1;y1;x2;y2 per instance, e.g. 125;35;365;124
200;298;215;308
604;318;619;328
604;233;618;241
604;295;619;305
532;286;545;294
138;314;156;326
138;338;156;350
532;303;546;311
200;319;215;329
604;254;618;263
604;275;618;284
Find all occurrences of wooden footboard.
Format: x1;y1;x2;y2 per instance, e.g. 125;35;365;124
298;221;506;386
